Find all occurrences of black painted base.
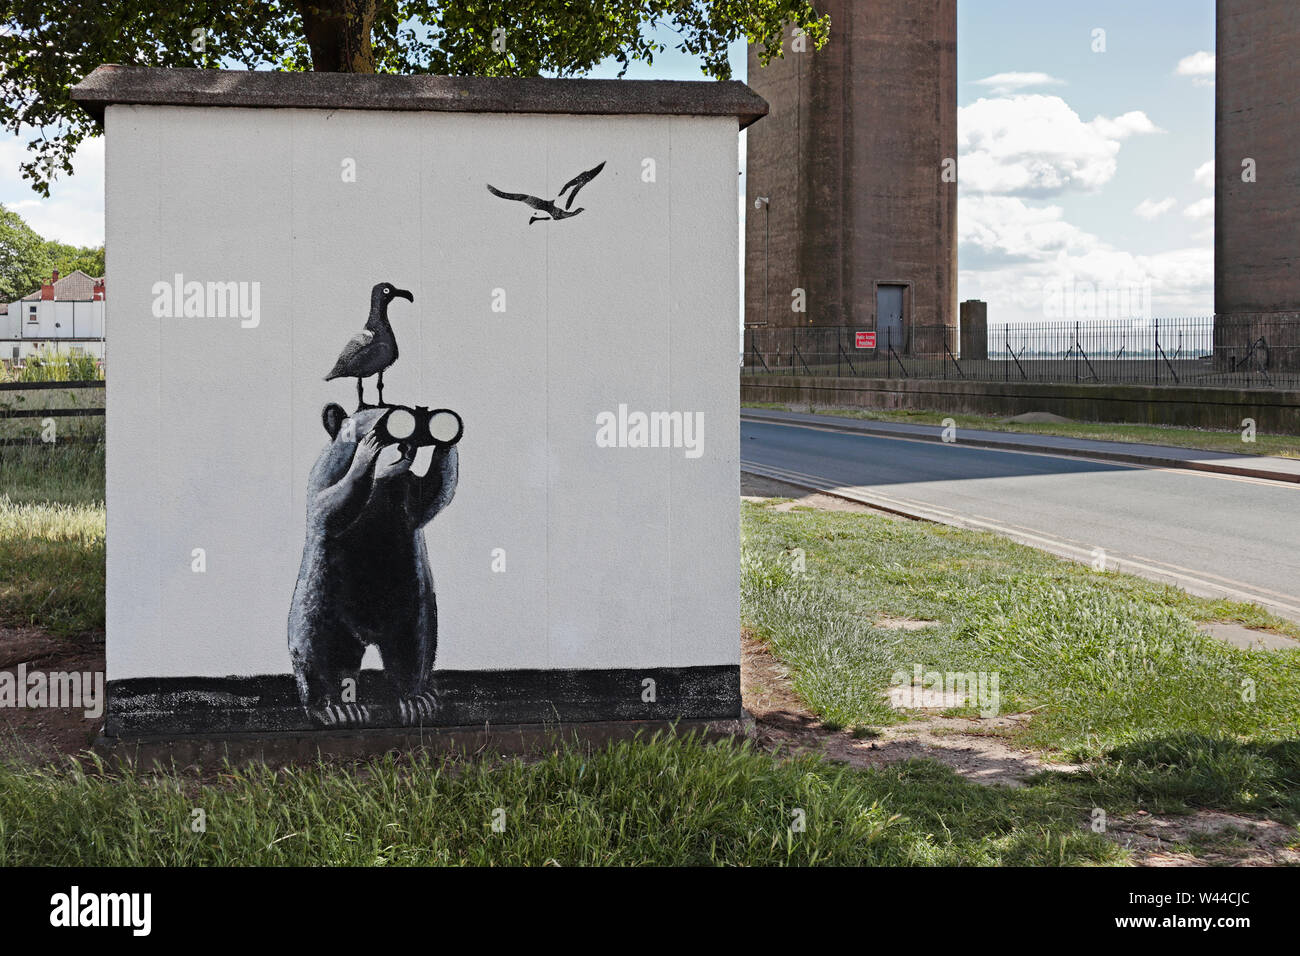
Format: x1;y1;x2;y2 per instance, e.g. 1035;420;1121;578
106;665;741;737
95;713;754;766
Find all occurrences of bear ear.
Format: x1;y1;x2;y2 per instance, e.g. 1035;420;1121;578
321;403;347;439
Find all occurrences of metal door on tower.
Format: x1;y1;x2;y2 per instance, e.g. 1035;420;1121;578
876;284;905;351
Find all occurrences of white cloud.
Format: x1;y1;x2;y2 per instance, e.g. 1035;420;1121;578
1184;197;1214;220
958;95;1162;196
959;195;1098;263
973;72;1065;95
1134;197;1176;220
959;195;1212;322
0;134;105;247
1175;51;1215;86
1090;111;1161;139
1193;159;1214;189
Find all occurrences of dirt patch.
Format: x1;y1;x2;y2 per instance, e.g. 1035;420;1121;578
0;626;104;763
741;472;900;517
876;616;938;631
1200;622;1299;652
1100;810;1300;866
742;631;1073;788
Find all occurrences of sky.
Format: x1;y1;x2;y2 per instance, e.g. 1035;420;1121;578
1;1;1216;321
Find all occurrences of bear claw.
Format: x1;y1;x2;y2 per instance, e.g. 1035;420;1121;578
311;702;372;728
399;692;439;726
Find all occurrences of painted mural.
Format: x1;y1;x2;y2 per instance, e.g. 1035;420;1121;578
289;282;464;727
99;102;745;739
487;161;606;224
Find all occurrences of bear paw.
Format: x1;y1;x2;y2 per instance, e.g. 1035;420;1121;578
310;702;373;728
398;692;439;726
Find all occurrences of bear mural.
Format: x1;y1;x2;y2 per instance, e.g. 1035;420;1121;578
288;283;463;729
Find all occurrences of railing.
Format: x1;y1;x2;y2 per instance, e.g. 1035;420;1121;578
0;379;105;446
742;318;1300;389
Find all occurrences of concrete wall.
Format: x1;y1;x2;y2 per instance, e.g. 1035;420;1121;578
105;103;740;685
1216;0;1300;354
744;0;957;334
742;374;1300;434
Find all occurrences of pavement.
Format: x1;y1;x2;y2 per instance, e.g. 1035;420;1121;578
739;411;1300;621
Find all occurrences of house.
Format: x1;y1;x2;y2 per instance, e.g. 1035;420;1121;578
1;269;106;364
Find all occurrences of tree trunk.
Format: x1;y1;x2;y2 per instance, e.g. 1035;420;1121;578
296;0;379;72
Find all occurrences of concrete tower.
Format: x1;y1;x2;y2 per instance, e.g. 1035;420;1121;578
744;0;957;351
1216;0;1300;363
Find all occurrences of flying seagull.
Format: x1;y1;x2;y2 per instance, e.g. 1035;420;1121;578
325;281;413;408
486;161;606;224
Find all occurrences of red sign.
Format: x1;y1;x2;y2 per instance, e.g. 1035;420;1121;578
855;331;877;349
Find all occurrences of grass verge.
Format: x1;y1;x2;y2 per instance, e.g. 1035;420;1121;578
3;731;1294;866
0;440;105;635
742;499;1300;757
0;735;1116;866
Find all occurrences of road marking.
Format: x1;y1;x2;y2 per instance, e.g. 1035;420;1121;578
741;459;1300;622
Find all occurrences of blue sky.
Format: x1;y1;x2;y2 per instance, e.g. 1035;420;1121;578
2;1;1216;320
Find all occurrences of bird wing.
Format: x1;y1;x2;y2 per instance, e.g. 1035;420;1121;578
559;161;606;209
325;329;375;380
486;184;552;211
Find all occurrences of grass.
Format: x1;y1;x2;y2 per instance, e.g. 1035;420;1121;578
0;352;102;383
744;401;1300;459
0;492;104;636
741;499;1300;756
1;730;1293;866
0;735;1118;866
0;377;105;636
0;427;104;635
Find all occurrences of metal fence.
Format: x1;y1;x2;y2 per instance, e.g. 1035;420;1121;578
742;317;1300;389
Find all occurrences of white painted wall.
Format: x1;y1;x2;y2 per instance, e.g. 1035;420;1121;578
105;104;739;680
1;300;105;342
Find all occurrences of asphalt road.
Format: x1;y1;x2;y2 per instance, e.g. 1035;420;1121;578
741;418;1300;619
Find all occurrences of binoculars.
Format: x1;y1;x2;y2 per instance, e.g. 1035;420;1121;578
375;405;464;448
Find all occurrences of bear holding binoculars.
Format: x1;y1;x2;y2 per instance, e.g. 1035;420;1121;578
288;401;461;727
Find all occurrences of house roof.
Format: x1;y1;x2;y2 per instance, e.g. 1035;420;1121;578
19;270;102;302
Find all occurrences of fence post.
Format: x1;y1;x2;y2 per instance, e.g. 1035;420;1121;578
1154;318;1159;385
1074;322;1079;383
791;327;795;376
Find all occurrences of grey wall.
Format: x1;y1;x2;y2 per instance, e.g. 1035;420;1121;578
1216;0;1300;318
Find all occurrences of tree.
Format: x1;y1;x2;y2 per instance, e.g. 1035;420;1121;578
0;206;102;302
1;1;829;196
43;240;106;281
0;204;50;302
